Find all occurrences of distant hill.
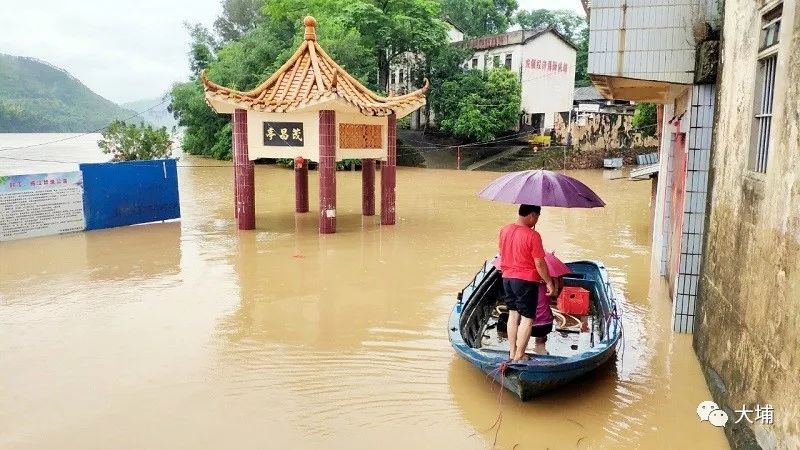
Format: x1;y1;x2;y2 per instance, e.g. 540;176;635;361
122;95;178;130
0;54;135;132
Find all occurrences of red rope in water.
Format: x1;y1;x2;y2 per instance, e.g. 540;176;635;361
490;362;508;448
474;361;509;449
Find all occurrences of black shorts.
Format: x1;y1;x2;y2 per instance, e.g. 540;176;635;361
502;278;539;319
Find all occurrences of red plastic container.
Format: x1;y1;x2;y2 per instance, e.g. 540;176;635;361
557;286;590;315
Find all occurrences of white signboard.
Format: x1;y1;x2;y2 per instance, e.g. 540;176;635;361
0;172;85;241
578;103;601;112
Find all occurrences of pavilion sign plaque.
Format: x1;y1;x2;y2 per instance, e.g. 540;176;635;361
263;121;304;147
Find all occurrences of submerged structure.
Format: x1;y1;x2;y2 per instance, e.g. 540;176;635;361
202;16;428;233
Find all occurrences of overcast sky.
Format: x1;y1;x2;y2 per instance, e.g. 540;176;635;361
0;0;583;105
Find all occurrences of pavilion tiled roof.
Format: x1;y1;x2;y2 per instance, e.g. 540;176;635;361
202;16;428;118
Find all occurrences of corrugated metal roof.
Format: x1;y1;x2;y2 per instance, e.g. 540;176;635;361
574;85;604;101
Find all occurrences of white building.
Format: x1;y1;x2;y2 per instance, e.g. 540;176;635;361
459;28;577;131
389;24;577;132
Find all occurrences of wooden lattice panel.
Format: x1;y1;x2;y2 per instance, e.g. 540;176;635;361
339;123;382;149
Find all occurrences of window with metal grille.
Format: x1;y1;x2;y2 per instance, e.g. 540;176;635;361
471;58;478;69
504;54;512;69
750;4;781;173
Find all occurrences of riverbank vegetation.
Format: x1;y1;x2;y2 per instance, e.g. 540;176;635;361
97;121;172;162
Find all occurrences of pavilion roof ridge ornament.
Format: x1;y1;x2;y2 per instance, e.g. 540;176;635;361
201;15;428;118
304;15;317;41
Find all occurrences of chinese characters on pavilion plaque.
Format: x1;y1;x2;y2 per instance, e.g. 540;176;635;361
263;122;304;146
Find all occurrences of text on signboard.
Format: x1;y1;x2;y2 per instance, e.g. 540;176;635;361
525;58;569;73
263;122;304;147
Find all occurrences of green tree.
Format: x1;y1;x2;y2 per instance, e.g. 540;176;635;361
573;26;590;87
515;9;585;41
632;103;658;137
263;0;448;91
97;121;173;161
169;80;233;159
441;0;518;38
435;68;520;141
214;0;264;43
424;41;473;128
186;23;218;75
338;0;448;92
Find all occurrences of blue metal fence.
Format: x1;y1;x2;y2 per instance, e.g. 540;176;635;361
80;159;180;231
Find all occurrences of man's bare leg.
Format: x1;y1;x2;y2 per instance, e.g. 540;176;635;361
507;310;520;360
514;317;535;360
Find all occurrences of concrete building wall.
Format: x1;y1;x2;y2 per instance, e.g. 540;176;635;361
694;0;799;447
469;44;523;73
639;83;715;334
464;31;576;130
587;0;723;334
651;101;677;277
672;84;715;333
447;26;464;43
588;0;708;84
520;33;576;128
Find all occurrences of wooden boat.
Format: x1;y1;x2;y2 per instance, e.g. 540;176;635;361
448;259;622;401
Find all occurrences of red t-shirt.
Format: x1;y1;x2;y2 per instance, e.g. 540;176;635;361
498;223;546;282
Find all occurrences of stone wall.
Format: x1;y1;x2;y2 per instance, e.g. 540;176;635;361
695;1;800;448
492;145;657;171
554;111;660;153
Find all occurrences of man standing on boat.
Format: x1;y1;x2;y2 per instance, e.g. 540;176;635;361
498;204;555;361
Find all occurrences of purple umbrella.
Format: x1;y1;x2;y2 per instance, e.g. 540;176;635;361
478;169;605;208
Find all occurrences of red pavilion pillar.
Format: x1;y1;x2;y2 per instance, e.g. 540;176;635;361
294;157;309;213
319;110;336;234
233;108;255;230
381;113;397;225
233;116;238;219
362;158;376;216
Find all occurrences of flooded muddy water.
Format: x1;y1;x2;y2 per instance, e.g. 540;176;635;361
0;135;727;449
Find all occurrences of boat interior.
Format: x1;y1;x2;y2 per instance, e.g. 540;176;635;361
459;268;610;358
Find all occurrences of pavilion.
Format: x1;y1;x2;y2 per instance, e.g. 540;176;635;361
201;16;428;233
